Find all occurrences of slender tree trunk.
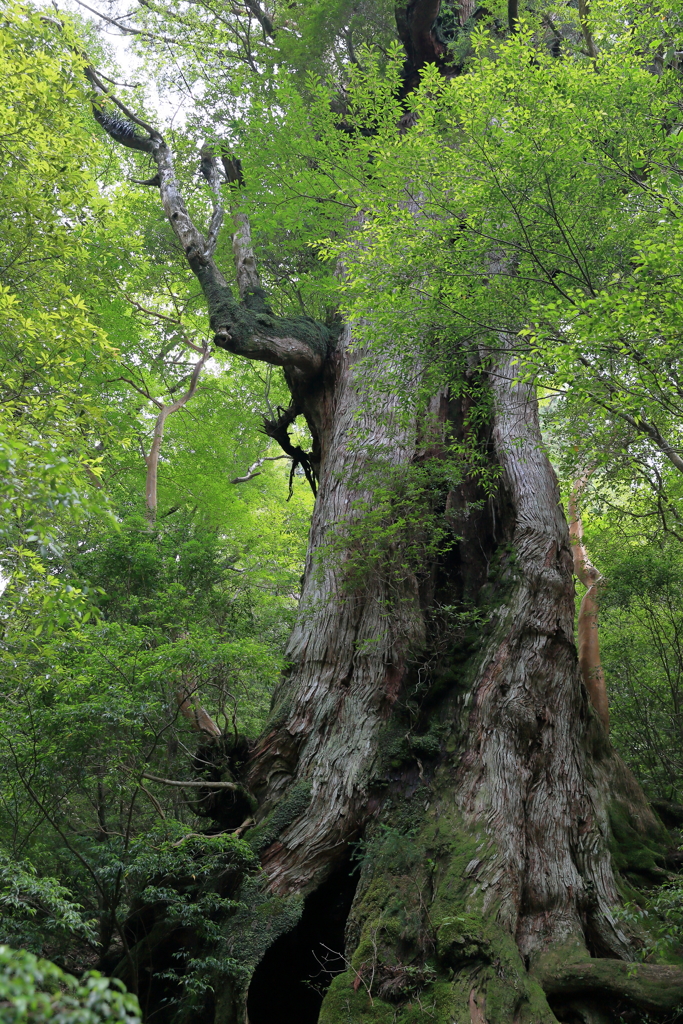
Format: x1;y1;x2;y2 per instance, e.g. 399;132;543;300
144;405;168;522
143;343;209;522
569;475;610;731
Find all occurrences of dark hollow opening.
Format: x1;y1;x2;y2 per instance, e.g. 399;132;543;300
548;995;683;1024
246;860;358;1024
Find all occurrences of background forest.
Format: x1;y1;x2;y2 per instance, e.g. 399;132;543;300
5;0;683;1020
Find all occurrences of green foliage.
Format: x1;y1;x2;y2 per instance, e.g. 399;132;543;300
324;455;487;601
124;823;258;999
0;500;300;984
326;460;457;596
0;855;96;955
0;13;312;999
0;946;141;1024
309;9;683;530
615;881;683;964
583;522;683;800
0;5;120;595
9;0;683;1016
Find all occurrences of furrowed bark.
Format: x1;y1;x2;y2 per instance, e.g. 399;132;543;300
111;281;678;1024
310;346;678;1024
462;345;623;962
245;323;426;894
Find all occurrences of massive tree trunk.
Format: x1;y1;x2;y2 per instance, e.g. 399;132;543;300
228;341;676;1024
246;323;427;895
85;9;683;1021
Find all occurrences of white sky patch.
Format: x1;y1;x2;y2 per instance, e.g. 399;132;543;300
44;0;192;128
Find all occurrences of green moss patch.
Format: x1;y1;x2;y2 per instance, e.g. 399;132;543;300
608;799;668;882
247;780;312;855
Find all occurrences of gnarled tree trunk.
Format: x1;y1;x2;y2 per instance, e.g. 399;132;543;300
246;323;427;894
233;342;674;1024
86;9;682;1020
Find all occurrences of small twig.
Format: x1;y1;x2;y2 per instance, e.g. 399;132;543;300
139;783;166;819
322;935;375;1006
97;70;141;88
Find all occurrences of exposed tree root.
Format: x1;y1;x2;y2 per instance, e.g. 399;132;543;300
535;959;683;1016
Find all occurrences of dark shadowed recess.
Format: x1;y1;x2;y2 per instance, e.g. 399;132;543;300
247;861;358;1024
548;996;679;1024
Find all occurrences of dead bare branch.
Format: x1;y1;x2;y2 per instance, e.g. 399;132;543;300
141;773;239;791
231;454;288;484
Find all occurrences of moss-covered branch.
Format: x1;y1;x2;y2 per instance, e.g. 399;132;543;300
87;75;330;378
